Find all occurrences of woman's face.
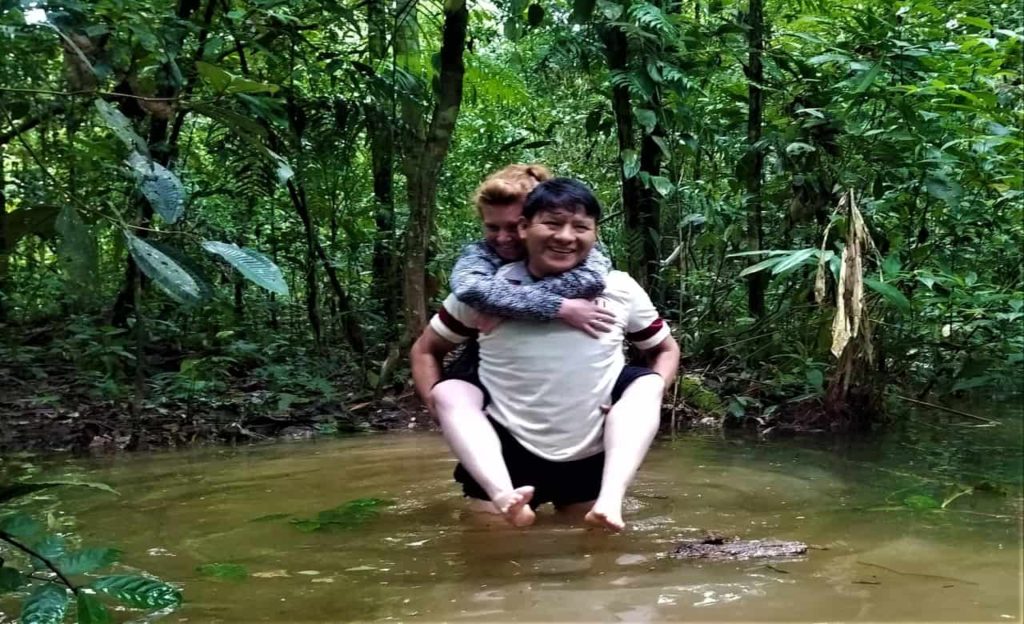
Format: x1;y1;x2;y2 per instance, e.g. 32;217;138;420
480;200;526;261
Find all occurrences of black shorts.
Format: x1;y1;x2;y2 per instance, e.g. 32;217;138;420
452;365;659;507
454;416;606;508
434;339;490;404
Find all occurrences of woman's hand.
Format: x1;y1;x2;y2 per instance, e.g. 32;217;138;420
557;298;616;338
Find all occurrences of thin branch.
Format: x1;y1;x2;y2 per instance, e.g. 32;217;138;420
0;87;180;102
0;102;64;146
0;531;79;594
891;394;1000;425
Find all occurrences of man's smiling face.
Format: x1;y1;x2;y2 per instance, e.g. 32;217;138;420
518;206;598;278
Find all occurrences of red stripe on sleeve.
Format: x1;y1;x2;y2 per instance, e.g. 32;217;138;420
627;318;664;343
438;306;479;339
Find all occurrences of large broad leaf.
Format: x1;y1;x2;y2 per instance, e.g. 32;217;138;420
0;512;42;538
924;171;962;208
772;248;819;275
853;62;882;93
865;278;911;313
650;176;674;197
739;255;784;277
621;149;640;179
94;100;148;155
20;583;69;624
290;498;394;533
31;535;67;570
125;233;205;305
126;152;185;224
201;242;289;296
58;548;121;575
55;206;98;288
76;592;112;624
91;575;181;609
0;567;27;594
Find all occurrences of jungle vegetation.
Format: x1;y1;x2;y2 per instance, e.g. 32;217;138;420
0;0;1021;447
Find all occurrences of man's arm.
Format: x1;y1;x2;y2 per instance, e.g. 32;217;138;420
410;327;459;414
449;242;612;321
642;335;680;387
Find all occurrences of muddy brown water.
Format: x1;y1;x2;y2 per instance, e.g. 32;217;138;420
3;429;1022;622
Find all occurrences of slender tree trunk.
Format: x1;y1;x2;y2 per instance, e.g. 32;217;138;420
637;126;664;293
0;145;7;322
367;0;399;339
400;0;468;341
602;24;643;278
287;180;366;353
743;0;767;317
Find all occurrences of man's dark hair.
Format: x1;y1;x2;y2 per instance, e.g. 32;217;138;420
522;178;602;221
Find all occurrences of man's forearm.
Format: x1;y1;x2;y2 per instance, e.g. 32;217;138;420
410;346;444;406
646;337;680;387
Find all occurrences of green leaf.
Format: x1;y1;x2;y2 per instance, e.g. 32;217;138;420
808;52;850;65
650;176;673;197
20;583;69;624
94;100;148;155
739;256;784;277
55;206;98;288
635;108;656;134
290;498;394;532
0;513;42;538
924;171;961;208
125;233;206;305
58;548;121;575
226;77;279;95
903;494;940;510
805;369;824;391
853;62;882;93
31;535;66;569
651;135;671;161
91;575;181;609
126;152;185;224
201;241;289;296
621;149;640;179
865;278;911;313
772;248;818;275
195;61;232;92
596;0;623;19
76;592;112;624
0;567;27;594
196;563;249;581
785;141;816;156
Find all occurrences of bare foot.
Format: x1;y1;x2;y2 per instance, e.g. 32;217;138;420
584;500;624;532
493;486;536;527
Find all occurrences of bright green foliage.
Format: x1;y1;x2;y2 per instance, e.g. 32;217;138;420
90;575;181;609
74;593;111;624
196;563;249;581
19;584;70;624
290;498;395;532
201;242;289;295
57;549;121;575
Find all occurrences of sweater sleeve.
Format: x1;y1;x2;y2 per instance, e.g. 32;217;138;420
449;242;612;321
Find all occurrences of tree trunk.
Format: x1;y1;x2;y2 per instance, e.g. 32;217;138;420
743;0;767;317
602;24;643;279
0;145;7;322
367;0;399;339
637;126;664;294
286;180;366;353
400;0;468;341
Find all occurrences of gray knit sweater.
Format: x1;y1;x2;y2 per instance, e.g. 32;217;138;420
449;242;612;320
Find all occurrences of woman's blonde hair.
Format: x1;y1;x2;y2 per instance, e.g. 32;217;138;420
472;163;552;213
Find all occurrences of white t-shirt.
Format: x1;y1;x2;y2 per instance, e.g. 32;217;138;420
430;263;669;462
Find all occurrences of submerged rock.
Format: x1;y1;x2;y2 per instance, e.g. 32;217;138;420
671;535;807;561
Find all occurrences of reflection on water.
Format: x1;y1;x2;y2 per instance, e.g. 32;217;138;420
3;420;1022;622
